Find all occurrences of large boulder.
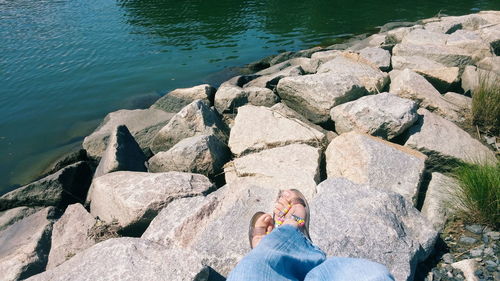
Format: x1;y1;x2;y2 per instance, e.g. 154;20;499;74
244;87;280;107
46;204;96;269
0;207;40;231
391;55;460;93
150;84;216;112
150;100;228;153
443;92;472;110
88;171;213;232
446;29;491;61
276;72;368;124
0;161;92;211
310;178;438;281
93;125;147;178
389;69;462;122
225;144;321;198
358;47;391;71
227;105;326;156
142;182;282;277
316;54;389;93
0;207;54;281
421;173;458;232
83;109;175;158
325;132;427;204
148;134;230;178
213;81;247;114
330;92;418;140
405;108;497;164
26;238;210;281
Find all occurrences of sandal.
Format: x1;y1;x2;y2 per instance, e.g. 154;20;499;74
274;189;311;241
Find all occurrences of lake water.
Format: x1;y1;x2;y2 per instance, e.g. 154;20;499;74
1;0;499;193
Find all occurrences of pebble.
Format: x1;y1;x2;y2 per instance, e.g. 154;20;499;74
484;260;496;267
483;248;494;256
459;236;478;244
485;231;499;240
470;248;483;257
443;253;455;264
466;224;484;234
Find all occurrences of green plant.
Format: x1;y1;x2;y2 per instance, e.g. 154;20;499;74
471;74;500;135
450;162;499;228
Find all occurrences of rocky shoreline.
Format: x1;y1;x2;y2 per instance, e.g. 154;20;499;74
0;11;499;281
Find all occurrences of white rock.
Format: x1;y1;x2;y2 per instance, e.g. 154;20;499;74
330;92;418;140
151;100;228;153
228;105;326;156
443;92;472;109
46;204;96;269
325;131;427;204
446;29;491;61
393;43;473;67
225;144;321;199
405;108;497;164
358;47;391;71
389;69;462;121
310;178;438;281
151;84;216;112
83;109;175;158
451;259;480;281
421;173;458;231
26;238;210;281
402;29;449;45
148;134;230;178
0;207;54;281
276;72;368;124
89;171;213;230
0;207;39;231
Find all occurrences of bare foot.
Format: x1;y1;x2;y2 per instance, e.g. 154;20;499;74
249;212;274;249
273;189;311;240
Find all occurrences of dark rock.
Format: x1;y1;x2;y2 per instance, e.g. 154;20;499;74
466;224;484;235
0;162;92;211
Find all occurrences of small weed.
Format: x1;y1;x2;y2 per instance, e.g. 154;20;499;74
449;162;499;228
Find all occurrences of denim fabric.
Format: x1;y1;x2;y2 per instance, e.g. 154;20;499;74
227;224;395;281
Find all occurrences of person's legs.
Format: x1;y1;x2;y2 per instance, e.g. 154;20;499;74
227;224;326;281
304;257;395;281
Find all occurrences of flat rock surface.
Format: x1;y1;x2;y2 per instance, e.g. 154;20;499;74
89;171;213;231
310;178;438;281
326;132;427;204
228;105;326;156
0;207;54;281
0;161;92;211
421;173;458;231
83;109;175;158
330;92;418;140
225;144;321;199
276;72;368;124
358;47;391;71
151;100;228;153
0;207;40;231
46;204;96;269
26;238;210;281
405;108;496;164
148;134;230;178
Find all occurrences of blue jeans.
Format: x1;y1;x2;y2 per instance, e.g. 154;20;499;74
227;225;395;281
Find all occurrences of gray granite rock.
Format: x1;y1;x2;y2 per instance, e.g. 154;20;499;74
151;84;216;112
245;87;280;107
26;238;210;281
443;92;472;109
225;144;321;199
148;134;230;178
151;100;228;153
0;162;92;211
213;82;247;114
244;65;304;89
330;92;418;140
276;72;368;124
83;109;175;158
0;207;54;281
310;178;438;281
46;204;96;269
88;171;213;231
325;131;427;204
0;207;40;231
405;108;497;164
228;105;326;156
358;47;391;71
421;172;458;231
446;29;492;61
389;69;463;122
316;53;389;93
93;125;147;178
